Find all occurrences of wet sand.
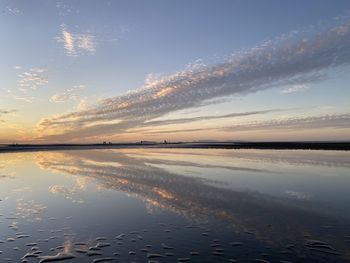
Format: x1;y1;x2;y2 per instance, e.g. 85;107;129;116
1;148;350;262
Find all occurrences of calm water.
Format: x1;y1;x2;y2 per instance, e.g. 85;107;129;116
0;148;350;262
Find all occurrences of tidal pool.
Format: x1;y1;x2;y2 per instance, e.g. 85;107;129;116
0;148;349;262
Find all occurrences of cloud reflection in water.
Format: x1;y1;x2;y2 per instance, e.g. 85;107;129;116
34;148;350;257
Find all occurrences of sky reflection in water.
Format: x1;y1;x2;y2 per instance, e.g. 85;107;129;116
0;149;349;262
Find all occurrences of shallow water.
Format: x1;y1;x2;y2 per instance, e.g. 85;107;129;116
0;148;350;262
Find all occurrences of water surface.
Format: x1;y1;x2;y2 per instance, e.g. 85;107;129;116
0;148;349;262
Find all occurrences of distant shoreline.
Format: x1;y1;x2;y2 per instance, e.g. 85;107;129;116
0;141;349;153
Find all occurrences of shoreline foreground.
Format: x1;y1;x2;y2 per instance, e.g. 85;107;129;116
0;141;350;153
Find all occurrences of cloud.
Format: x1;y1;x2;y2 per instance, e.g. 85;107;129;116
140;127;217;135
0;174;15;179
56;24;96;57
2;6;22;15
133;113;350;136
281;84;309;94
75;97;91;111
55;1;76;17
220;113;350;132
14;96;35;103
50;85;85;103
13;65;22;70
17;68;48;92
38;18;350;141
0;109;17;123
136;109;282;129
50;93;74;103
0;109;16;115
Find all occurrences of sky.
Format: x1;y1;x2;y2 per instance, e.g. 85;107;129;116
1;0;350;143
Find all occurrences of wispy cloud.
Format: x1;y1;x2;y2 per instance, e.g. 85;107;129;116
55;1;76;17
0;109;16;115
14;96;35;103
56;24;96;57
139;127;217;135
38;18;350;141
17;68;48;92
142;109;281;127
2;5;22;16
220;113;350;132
136;113;350;135
50;85;85;103
281;84;309;94
0;109;17;123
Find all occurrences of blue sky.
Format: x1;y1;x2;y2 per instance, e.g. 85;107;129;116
1;0;350;142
